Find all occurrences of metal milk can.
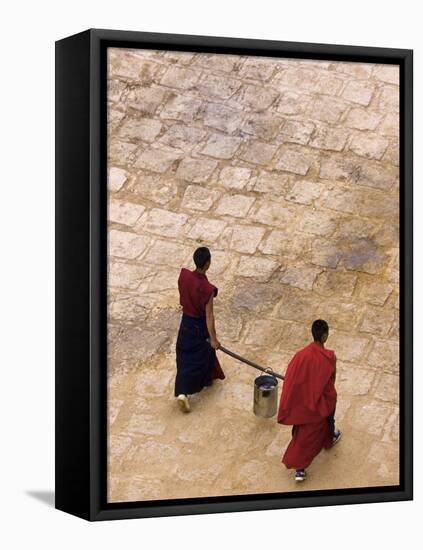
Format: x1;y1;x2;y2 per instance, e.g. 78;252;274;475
253;374;279;418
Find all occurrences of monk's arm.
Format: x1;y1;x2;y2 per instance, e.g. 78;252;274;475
205;296;220;349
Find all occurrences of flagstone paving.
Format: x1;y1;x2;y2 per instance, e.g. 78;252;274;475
107;48;400;502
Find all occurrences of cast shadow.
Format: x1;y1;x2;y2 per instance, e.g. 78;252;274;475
26;490;55;508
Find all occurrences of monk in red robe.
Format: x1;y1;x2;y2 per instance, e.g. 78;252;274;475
174;247;225;413
277;319;341;481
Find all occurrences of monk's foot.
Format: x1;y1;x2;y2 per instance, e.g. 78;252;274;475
294;469;306;482
176;394;191;413
331;430;342;447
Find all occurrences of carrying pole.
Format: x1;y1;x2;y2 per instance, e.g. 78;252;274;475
208;340;284;380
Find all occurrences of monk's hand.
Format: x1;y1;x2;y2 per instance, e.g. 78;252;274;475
210;338;221;350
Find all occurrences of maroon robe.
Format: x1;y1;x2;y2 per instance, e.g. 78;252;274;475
277;342;337;470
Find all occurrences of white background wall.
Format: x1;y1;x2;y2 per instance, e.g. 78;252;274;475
0;1;420;548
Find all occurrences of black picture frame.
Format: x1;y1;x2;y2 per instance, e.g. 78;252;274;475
55;28;413;521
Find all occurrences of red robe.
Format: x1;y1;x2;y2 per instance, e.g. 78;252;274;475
277;342;337;470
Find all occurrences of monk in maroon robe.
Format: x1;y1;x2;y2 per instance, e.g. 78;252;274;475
174;247;225;412
277;319;341;481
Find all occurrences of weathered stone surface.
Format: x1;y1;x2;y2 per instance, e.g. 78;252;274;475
186;218;227;242
378;86;399;113
126;414;167;436
321;186;397;219
128;173;178;205
239;57;276;81
160;94;202;122
108;261;154;290
200;134;242;159
125;85;167;115
299;209;337;236
286;180;325;205
312;74;344;95
238;140;278;165
215;194;255;217
306;95;348;123
344;108;382;130
227;225;266;254
342;80;375;105
368;340;399;372
219;166;252;190
311;240;343;268
309;125;349;151
176;158;218;183
134;146;183;173
251;201;295;228
118;117;162;142
275;146;316;175
160;66;200;89
197;73;242;99
231;281;284;313
277;321;310;351
252;175;287;197
349;134;389;160
358;279;393;306
109;199;145;226
328;331;369;362
237;256;280;282
137;208;187;237
351;401;394;436
378;112;399;137
109;229;150;259
109;50;165;82
108;79;126;103
244;319;283;347
359;306;395;336
374;374;399;403
259;230;311;260
108;167;128;192
236;84;279;111
108;139;138;165
192;53;239;73
337;366;375;396
279;119;315;145
242;113;284;140
201;102;243;134
279;263;322;291
372;65;399;85
276;91;310;115
142;239;190;267
108;294;150;324
331;61;372;79
314;270;357;297
158;124;207;151
275;67;316;90
275;286;317;322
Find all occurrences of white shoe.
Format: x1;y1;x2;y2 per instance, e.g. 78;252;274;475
176;394;191;413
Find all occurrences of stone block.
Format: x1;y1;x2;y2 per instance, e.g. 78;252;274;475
128;173;178;206
276;91;310;115
181;185;220;212
201;102;244;134
378;85;399;113
253;171;291;195
344;108;382;130
367;340;399;372
328;331;369;362
286;180;324;205
236;84;279;111
238;140;279;165
159;66;200;89
219;166;252;190
237;255;280;282
108;167;128;192
118;117;162;142
306;95;348;123
228;225;266;254
359;306;396;336
349;134;389;160
160;94;203;122
275;146;316;175
279;119;315;145
108;261;154;290
176;158;218;183
142;239;190;267
158;124;207;151
125;85;167;115
134;146;183;173
299;209;337;236
108;199;145;226
259;230;311;260
197;73;242;100
309;125;349;151
350;401;394;436
372;65;400;85
137;208;187;237
239;57;276;81
314;270;357;297
200;134;242;159
108;229;150;259
342;80;375;105
241;114;284;140
358;280;393;306
244;319;283;347
251;201;295;228
279;264;322;291
374;373;399;403
337;366;375;396
186;218;227;243
215;194;255;217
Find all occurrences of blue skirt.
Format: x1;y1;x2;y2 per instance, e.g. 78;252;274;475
174;314;223;396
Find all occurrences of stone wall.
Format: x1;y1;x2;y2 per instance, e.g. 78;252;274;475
107;47;399;502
